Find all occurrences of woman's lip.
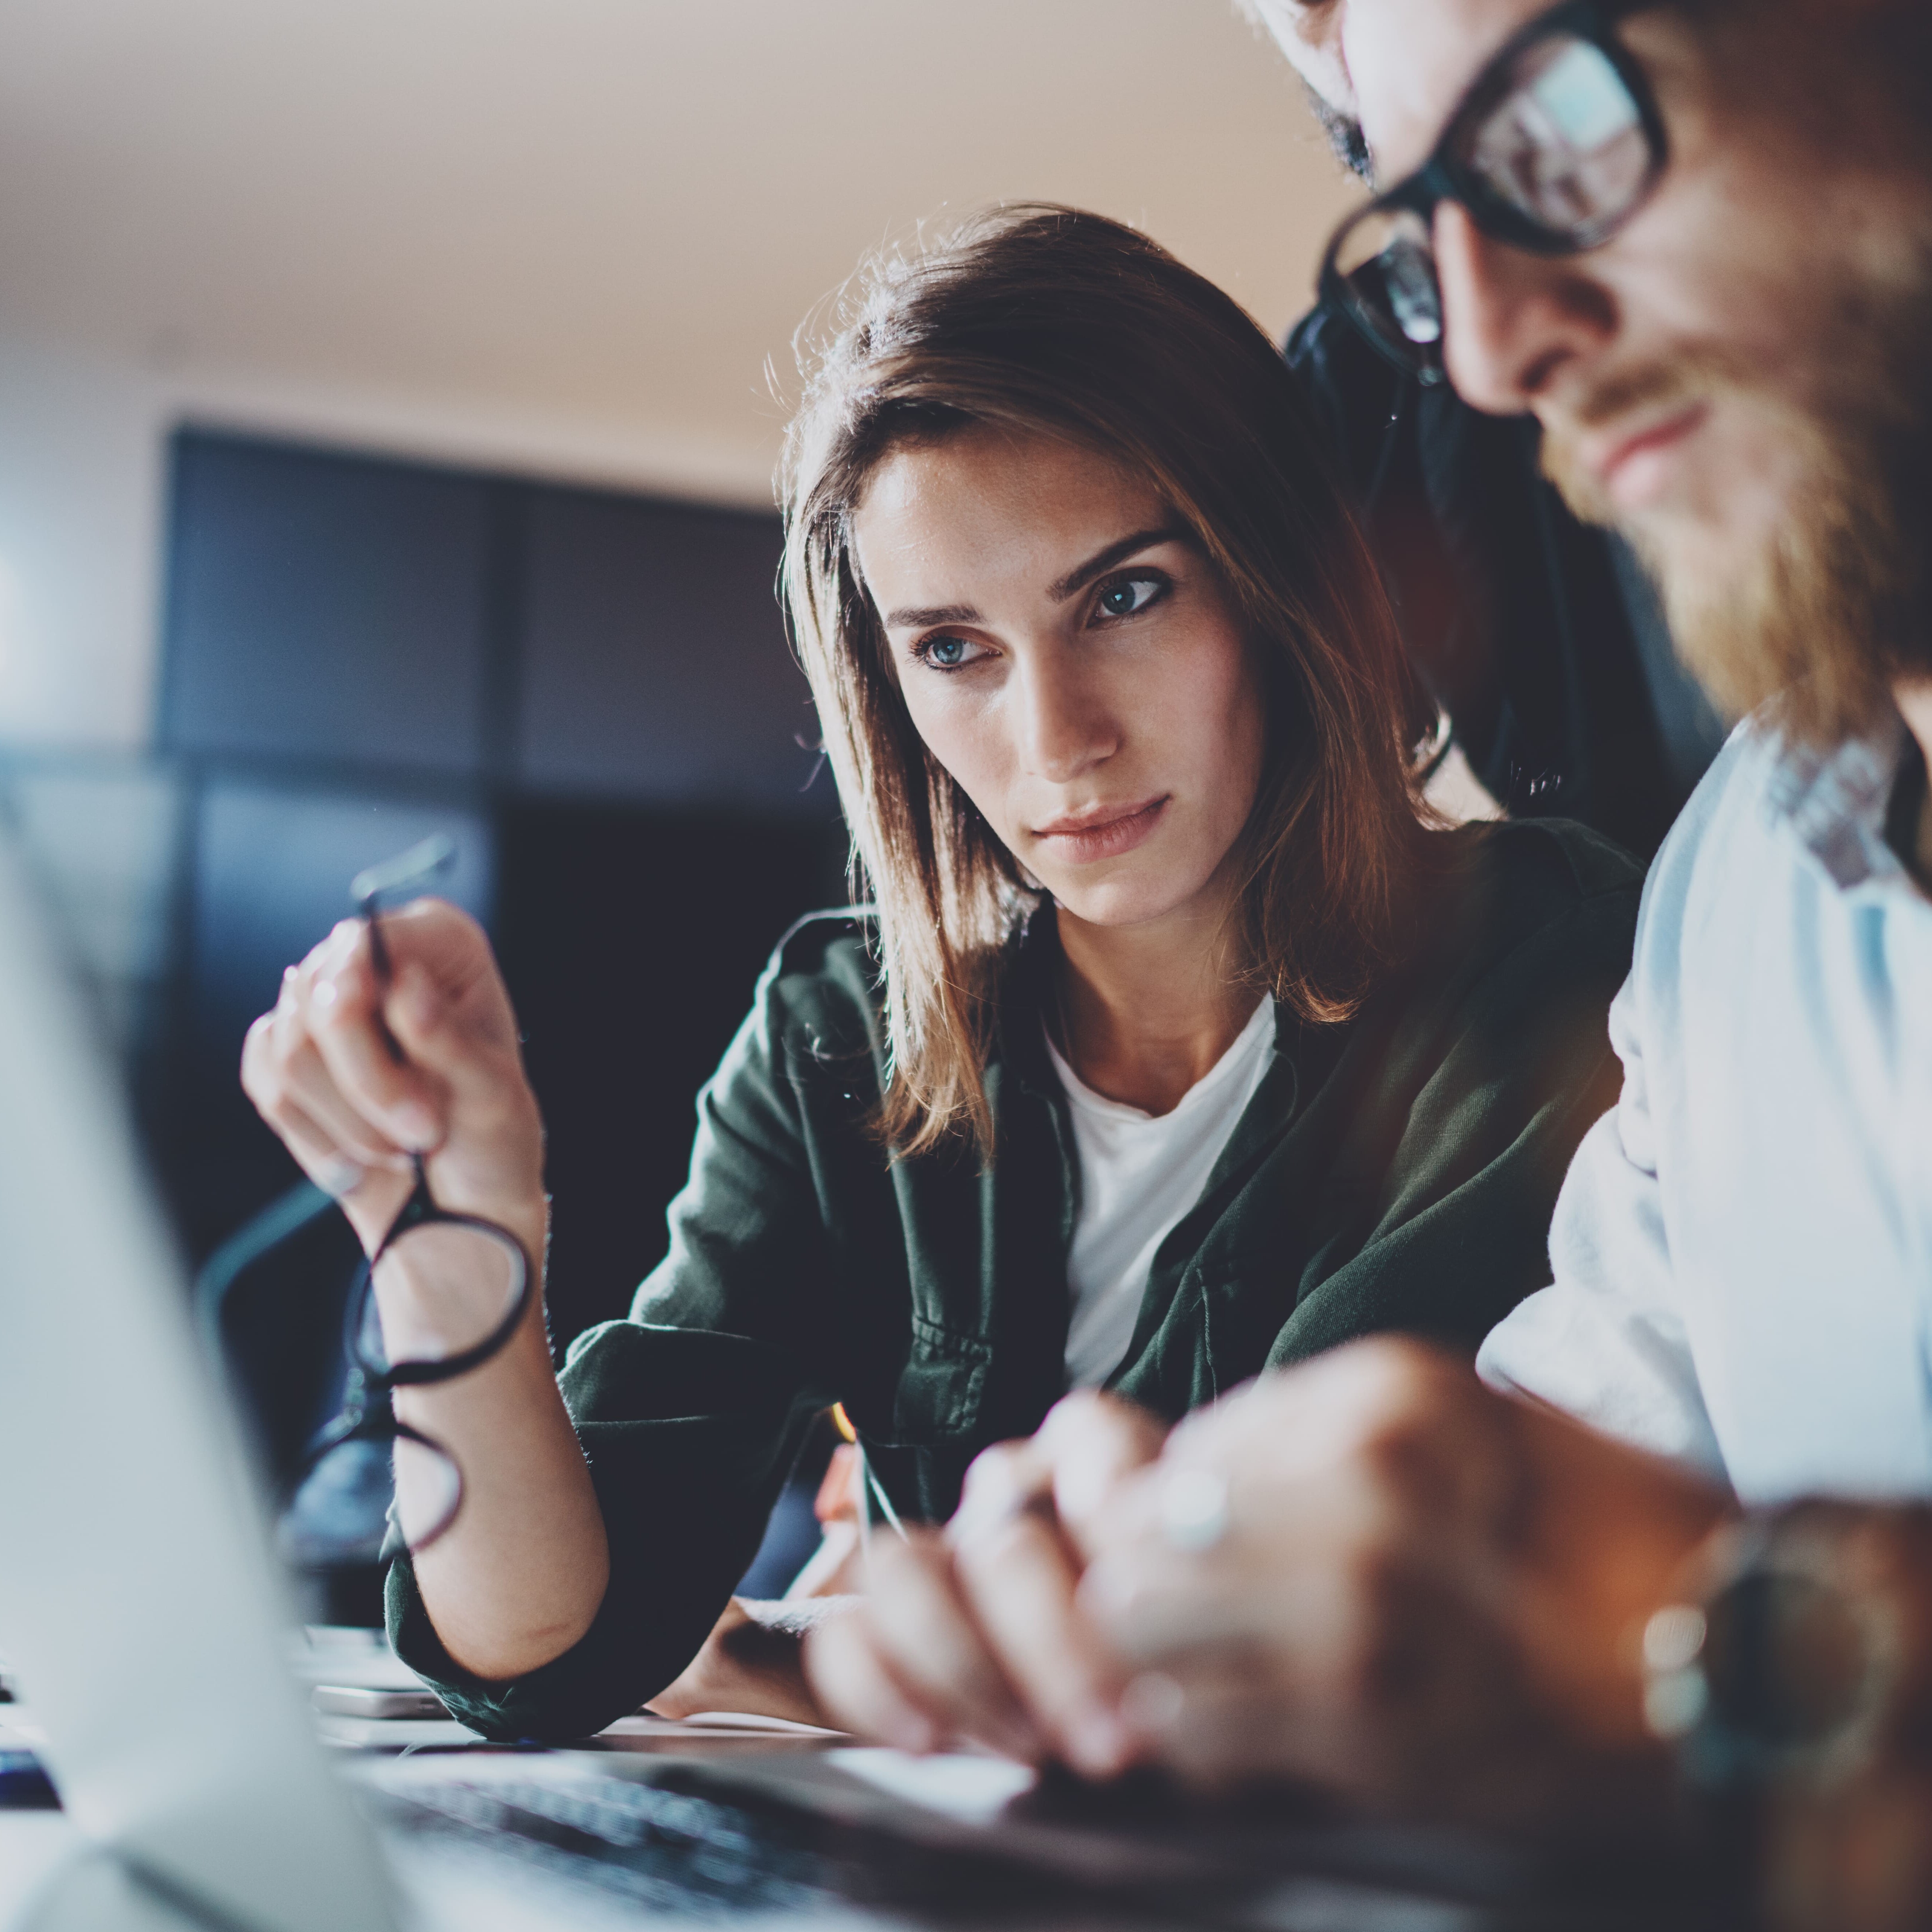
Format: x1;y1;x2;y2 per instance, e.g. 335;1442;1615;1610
1031;796;1170;863
1595;402;1709;507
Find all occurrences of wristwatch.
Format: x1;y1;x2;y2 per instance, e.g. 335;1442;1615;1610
1641;1504;1903;1795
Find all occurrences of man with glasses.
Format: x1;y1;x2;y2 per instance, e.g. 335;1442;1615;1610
1257;0;1728;859
809;0;1932;1902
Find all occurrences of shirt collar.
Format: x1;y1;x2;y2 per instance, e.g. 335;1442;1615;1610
1762;705;1912;891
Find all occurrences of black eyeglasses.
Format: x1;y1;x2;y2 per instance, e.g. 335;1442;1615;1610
276;837;534;1569
1319;0;1668;385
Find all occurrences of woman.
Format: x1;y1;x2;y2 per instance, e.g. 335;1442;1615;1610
242;207;1639;1747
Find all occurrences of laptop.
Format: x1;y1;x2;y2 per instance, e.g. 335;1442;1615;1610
0;828;1719;1932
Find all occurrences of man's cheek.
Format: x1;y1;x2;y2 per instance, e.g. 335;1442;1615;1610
1626;395;1810;610
1678;398;1805;550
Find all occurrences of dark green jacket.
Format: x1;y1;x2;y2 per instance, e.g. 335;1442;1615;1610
392;818;1640;1741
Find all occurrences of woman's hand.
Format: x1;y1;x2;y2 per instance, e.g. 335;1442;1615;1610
648;1597;856;1730
802;1392;1167;1771
240;899;546;1263
241;898;607;1685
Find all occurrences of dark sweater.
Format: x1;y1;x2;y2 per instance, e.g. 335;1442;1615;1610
391;817;1641;1741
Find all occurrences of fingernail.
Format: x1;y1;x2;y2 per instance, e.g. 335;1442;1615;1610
314;1157;365;1199
311;977;340;1010
390;1102;438;1149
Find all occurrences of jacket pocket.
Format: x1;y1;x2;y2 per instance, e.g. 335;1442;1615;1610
889;1312;991;1441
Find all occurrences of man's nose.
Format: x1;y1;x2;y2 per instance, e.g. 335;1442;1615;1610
1434;202;1617;416
1017;651;1118;782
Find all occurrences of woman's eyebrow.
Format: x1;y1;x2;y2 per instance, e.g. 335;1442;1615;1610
1048;526;1189;602
882;599;979;630
880;525;1189;630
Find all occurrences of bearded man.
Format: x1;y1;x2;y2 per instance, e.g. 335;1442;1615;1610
1260;0;1730;859
806;2;1932;1915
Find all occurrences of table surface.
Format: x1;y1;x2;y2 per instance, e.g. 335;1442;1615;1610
0;1695;1737;1932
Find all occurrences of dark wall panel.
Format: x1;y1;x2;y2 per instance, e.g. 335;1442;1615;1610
162;432;493;773
515;487;829;814
174;780;494;1252
495;800;843;1348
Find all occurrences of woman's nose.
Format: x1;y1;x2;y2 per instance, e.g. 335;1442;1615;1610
1016;652;1119;782
1434;201;1618;415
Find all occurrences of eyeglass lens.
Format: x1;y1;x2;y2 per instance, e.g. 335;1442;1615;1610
279;1430;464;1570
1456;35;1648;233
1330;28;1648;372
276;1221;523;1566
356;1220;528;1375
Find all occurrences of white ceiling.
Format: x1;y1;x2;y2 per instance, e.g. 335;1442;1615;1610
0;0;1358;502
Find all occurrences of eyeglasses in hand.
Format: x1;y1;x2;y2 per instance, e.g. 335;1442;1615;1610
1319;0;1668;384
278;837;535;1569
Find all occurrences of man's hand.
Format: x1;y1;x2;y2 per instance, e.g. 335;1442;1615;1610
803;1391;1167;1771
1076;1339;1729;1831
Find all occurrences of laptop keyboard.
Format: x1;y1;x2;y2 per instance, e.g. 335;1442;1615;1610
372;1761;1073;1921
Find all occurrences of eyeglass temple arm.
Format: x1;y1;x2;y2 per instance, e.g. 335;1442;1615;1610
349;832;458;1057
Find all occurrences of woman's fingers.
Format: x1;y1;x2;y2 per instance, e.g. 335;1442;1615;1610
383;961;514;1118
802;1602;943;1754
266;1093;371;1201
860;1532;1043;1760
241;908;547;1252
270;1006;415;1172
243;1021;414;1223
950;1493;1133;1777
245;956;413;1175
304;928;446;1152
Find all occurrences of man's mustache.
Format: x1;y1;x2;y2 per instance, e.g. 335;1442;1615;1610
1538;350;1763;522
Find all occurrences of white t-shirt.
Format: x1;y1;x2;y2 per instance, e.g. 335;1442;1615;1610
1047;996;1276;1389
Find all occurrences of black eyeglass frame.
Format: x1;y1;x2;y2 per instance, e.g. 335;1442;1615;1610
339;1156;535;1390
1317;0;1669;382
282;836;535;1560
289;1151;534;1547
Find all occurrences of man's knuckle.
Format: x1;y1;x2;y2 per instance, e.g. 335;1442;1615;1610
1340;1354;1464;1464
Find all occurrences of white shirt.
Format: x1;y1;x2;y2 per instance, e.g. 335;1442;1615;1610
1049;996;1276;1389
1477;710;1932;1503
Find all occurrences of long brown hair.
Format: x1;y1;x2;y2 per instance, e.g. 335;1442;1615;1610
781;206;1426;1159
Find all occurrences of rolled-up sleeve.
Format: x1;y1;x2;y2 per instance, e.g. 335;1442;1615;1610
387;940;852;1741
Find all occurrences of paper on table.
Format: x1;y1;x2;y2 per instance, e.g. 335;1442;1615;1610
290;1627;431;1693
828;1748;1036;1824
667;1711;847;1737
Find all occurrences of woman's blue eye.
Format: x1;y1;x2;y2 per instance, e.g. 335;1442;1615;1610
1097;575;1162;619
926;636;971;668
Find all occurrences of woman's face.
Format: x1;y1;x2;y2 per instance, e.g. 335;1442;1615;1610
852;428;1269;936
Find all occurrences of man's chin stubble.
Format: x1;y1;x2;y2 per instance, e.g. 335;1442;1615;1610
1543;385;1914;751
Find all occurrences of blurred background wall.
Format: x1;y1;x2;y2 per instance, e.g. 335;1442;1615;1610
0;0;1357;1523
